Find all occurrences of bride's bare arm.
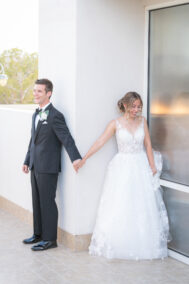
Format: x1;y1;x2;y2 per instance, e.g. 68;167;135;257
79;120;116;167
143;118;157;175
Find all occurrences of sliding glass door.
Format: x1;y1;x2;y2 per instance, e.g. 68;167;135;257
148;4;189;257
148;4;189;186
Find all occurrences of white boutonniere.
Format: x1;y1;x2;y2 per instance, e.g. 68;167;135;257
39;110;49;121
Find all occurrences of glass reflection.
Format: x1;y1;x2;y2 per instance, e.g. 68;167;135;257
149;5;189;185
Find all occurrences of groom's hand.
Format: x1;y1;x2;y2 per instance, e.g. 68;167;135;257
73;159;81;173
22;165;29;174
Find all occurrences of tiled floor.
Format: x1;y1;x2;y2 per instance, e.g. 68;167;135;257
0;209;188;284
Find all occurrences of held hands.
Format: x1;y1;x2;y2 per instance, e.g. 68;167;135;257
72;158;86;172
78;158;86;169
72;159;81;172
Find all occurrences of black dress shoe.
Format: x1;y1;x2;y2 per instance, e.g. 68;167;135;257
31;240;57;251
23;234;41;244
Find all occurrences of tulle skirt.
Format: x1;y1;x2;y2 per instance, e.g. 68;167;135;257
89;151;169;260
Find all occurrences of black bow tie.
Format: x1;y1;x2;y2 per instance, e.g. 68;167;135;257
35;108;42;114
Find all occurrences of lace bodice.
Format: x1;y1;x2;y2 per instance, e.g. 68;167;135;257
115;118;145;154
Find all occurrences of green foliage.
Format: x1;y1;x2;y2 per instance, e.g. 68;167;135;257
0;48;38;104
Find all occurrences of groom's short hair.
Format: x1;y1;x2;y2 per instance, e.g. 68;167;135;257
35;78;53;93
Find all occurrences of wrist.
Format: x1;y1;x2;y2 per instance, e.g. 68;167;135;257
150;164;156;170
83;156;87;162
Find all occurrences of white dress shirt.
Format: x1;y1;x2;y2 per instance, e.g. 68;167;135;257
35;102;51;130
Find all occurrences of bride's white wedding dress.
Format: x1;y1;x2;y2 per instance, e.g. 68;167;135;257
89;118;169;260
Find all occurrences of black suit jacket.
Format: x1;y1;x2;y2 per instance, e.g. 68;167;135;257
24;103;81;173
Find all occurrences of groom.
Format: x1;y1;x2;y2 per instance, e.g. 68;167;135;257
22;78;81;251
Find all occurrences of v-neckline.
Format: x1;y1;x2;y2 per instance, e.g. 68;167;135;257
116;118;143;138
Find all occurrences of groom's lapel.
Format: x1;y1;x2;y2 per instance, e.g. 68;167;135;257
32;113;36;138
34;120;42;142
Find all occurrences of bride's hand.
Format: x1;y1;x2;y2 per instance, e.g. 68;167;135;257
151;167;157;176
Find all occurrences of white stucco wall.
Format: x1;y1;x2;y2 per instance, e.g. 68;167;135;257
38;0;145;235
75;0;145;234
39;0;78;233
39;0;146;235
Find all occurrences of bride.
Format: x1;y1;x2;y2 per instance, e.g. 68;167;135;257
78;91;169;260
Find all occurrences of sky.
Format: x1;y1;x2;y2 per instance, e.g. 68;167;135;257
0;0;38;54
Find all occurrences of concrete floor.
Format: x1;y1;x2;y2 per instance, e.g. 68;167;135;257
0;209;189;284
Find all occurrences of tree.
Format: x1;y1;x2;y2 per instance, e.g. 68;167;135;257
0;48;38;104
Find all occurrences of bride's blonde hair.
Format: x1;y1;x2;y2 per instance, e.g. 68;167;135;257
117;91;143;114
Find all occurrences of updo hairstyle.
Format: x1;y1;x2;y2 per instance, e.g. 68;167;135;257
117;91;143;113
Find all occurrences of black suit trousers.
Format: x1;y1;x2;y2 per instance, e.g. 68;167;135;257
31;169;58;241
